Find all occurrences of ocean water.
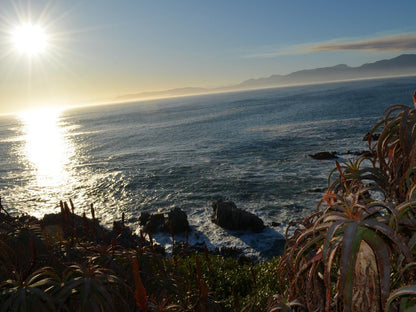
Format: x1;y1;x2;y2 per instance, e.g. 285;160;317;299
0;76;415;257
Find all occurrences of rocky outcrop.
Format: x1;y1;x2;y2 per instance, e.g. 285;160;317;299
211;200;265;233
41;210;165;254
309;151;338;160
166;207;190;234
309;150;374;160
140;208;190;234
141;213;165;233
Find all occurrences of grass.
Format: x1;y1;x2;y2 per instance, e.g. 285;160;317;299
1;92;416;311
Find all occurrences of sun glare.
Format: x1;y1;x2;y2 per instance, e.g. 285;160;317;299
18;107;73;187
12;23;47;56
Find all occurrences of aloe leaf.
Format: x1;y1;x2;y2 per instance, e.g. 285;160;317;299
27;287;55;311
339;222;363;312
29;277;55;289
324;240;340;311
361;219;412;261
405;118;416;151
400;109;410;154
401;262;416;276
293;233;326;272
362;229;391;309
1;294;13;312
386;285;416;310
268;303;292;312
323;220;345;258
377;126;393;168
82;277;91;306
405;166;416;194
408;233;416;252
396;201;416;219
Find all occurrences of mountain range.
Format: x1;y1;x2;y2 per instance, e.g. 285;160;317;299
115;54;416;102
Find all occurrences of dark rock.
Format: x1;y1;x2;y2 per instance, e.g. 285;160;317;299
164;207;190;234
112;220;140;249
343;150;374;158
363;132;380;141
271;221;281;227
144;213;165;233
42;211;163;252
42;212;108;242
309;151;338;160
139;212;151;226
211;200;265;232
310;187;326;193
142;208;190;234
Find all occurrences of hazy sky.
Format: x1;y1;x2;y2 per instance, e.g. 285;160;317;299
1;0;416;114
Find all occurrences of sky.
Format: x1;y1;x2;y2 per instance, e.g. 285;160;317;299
1;0;416;115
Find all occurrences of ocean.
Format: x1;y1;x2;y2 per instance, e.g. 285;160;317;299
0;76;415;257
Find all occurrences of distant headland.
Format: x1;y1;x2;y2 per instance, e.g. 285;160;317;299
115;54;416;102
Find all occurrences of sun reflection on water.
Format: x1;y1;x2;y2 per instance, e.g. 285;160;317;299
18;107;74;190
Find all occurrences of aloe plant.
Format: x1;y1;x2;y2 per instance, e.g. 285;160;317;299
367;104;416;203
0;267;57;312
276;95;416;312
55;262;127;311
281;189;412;311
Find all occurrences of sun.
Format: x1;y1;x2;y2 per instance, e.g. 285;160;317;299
12;23;48;56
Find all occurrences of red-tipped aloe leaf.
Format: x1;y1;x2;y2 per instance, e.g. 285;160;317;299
132;256;147;311
339;222;363;312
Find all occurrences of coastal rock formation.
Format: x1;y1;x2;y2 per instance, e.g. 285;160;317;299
142;213;165;233
140;208;190;234
42;207;165;254
166;207;190;234
211;200;265;232
309;151;338;160
309;150;373;160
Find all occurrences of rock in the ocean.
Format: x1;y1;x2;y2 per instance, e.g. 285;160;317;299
309;151;338;160
139;212;151;226
163;207;190;234
141;208;190;234
211;200;265;233
143;213;165;233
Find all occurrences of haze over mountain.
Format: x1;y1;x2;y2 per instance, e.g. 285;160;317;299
115;54;416;102
115;87;208;102
237;54;416;89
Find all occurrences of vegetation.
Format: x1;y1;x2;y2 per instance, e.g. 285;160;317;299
0;198;282;311
271;93;416;311
1;92;416;311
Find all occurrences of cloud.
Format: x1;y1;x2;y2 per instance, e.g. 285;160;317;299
310;34;416;52
246;33;416;58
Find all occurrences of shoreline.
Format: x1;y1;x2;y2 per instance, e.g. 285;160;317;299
0;198;286;262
